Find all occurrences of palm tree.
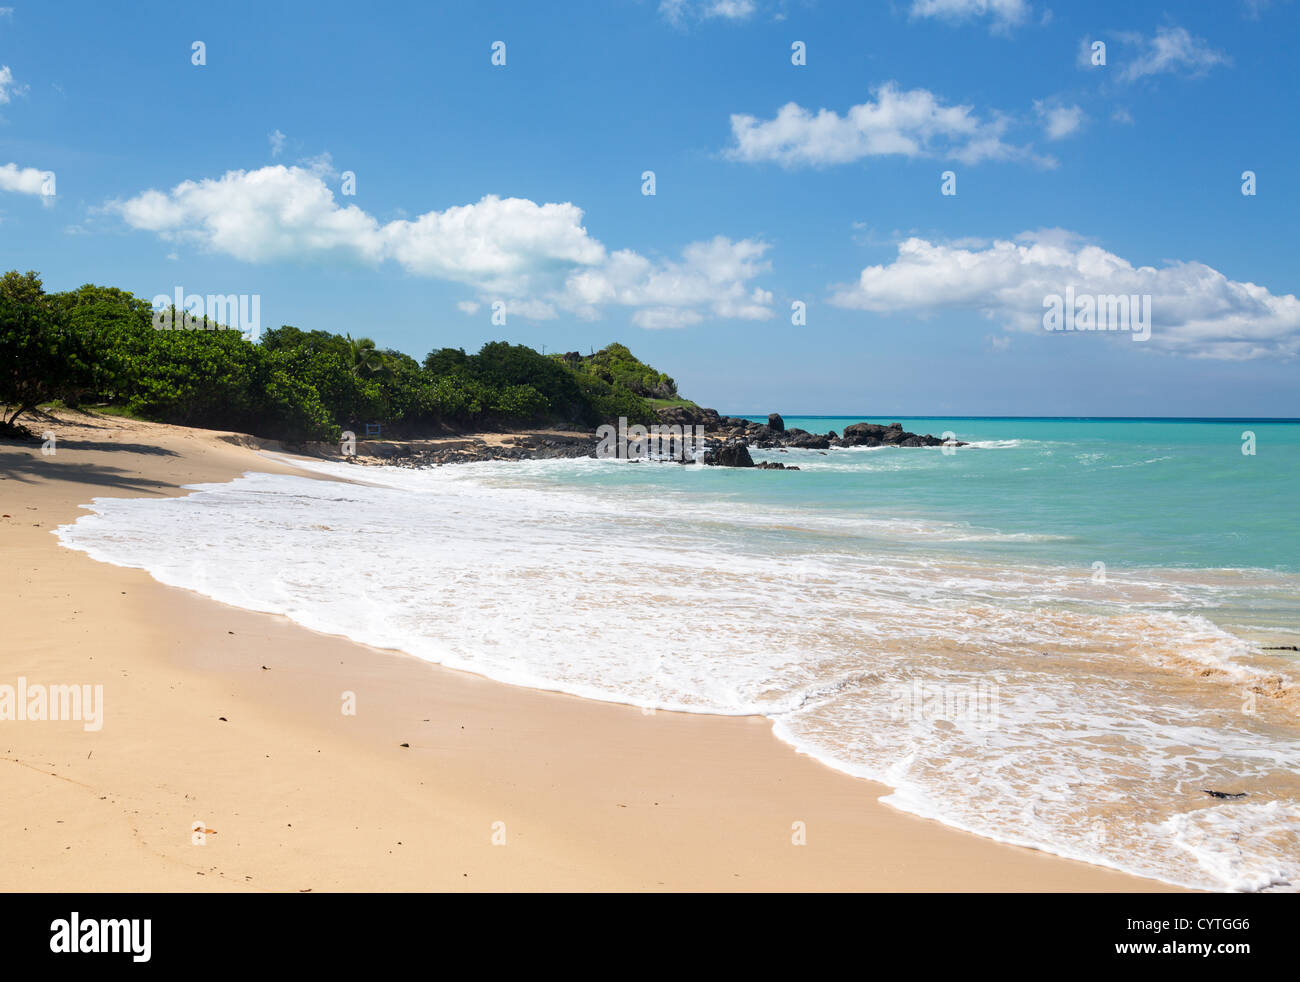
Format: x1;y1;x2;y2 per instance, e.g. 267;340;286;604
346;334;388;375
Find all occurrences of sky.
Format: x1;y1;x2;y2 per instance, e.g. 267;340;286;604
1;0;1297;415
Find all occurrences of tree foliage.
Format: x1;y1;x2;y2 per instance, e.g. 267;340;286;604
1;271;670;440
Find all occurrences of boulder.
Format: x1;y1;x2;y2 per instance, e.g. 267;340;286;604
768;413;785;433
703;442;755;467
787;432;831;450
654;405;720;429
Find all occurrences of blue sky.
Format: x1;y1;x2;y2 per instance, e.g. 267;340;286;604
1;0;1297;415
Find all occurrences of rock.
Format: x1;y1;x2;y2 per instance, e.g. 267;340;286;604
654;405;720;429
839;421;965;448
768;413;785;433
756;461;800;470
839;422;888;446
703;442;755;467
787;432;831;450
1200;789;1247;799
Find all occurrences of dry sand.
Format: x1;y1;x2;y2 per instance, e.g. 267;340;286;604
0;410;1175;891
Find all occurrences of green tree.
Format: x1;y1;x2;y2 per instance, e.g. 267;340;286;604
347;334;390;376
0;271;82;433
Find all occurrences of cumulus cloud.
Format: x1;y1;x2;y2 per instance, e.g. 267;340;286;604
108;165;774;326
831;230;1300;359
567;236;774;327
1034;101;1085;139
1119;26;1230;81
111;166;386;265
726;83;1044;168
909;0;1032;33
0;162;48;195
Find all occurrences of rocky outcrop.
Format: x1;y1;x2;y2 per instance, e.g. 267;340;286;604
782;430;831;450
655;407;966;451
703;441;754;468
839;421;952;447
655;404;723;430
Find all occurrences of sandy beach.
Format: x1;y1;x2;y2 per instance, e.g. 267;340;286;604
0;409;1175;891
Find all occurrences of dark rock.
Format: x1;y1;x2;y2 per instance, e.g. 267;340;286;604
703;442;755;467
839;421;965;449
768;413;785;433
756;461;800;470
654;405;720;429
839;422;889;446
1200;790;1248;799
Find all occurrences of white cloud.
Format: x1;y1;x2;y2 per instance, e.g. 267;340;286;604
0;162;47;195
1111;107;1134;125
111;166;386;265
1034;101;1085;140
269;129;287;157
456;300;481;315
298;151;336;177
1120;26;1230;81
660;0;756;26
383;195;606;294
909;0;1032;33
726;83;1044;168
831;230;1300;359
109;165;775;326
0;65;26;104
562;235;772;325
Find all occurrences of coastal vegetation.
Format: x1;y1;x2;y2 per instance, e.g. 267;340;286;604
0;270;674;441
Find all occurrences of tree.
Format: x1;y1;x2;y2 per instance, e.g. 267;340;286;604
346;334;390;376
0;271;74;434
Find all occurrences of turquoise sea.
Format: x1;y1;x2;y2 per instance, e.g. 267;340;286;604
57;417;1300;891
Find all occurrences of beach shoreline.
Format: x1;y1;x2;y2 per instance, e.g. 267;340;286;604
0;409;1177;891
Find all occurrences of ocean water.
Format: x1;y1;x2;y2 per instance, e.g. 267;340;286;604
55;418;1300;891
